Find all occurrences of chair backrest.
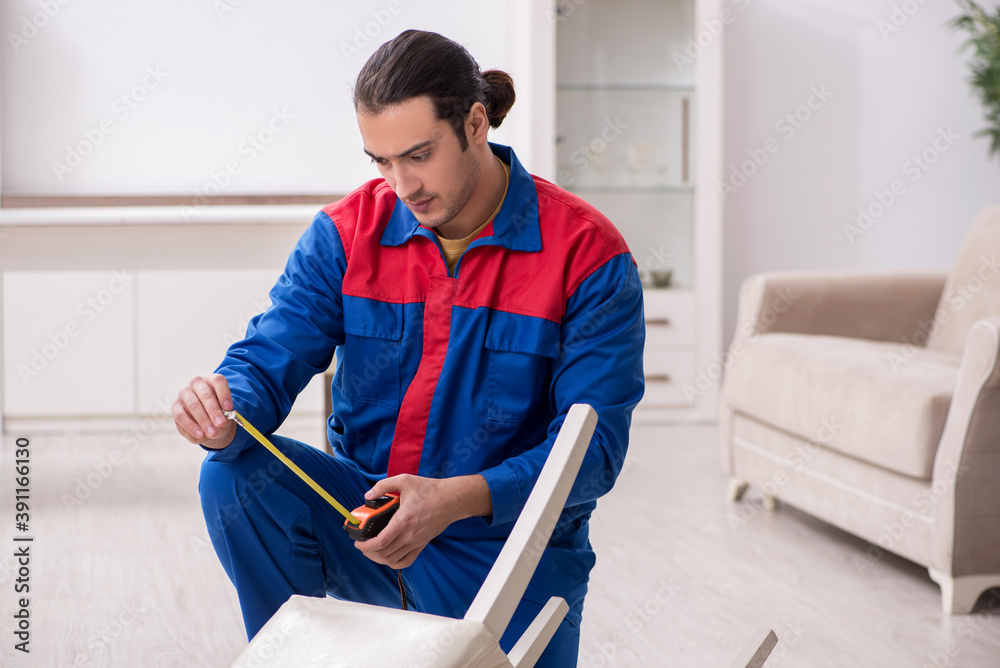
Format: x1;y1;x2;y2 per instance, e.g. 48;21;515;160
927;205;1000;355
464;404;598;640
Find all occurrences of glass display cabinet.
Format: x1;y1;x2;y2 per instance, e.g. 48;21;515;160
554;0;722;420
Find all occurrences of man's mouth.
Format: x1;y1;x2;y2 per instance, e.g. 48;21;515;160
407;197;433;213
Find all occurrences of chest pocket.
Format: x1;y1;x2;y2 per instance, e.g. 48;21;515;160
340;296;403;410
484;312;561;424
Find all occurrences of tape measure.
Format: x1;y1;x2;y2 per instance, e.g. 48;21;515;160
224;409;408;609
224;410;400;540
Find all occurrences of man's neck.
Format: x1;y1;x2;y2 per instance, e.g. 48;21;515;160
434;149;507;240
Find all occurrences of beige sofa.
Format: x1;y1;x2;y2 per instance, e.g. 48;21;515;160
720;206;1000;614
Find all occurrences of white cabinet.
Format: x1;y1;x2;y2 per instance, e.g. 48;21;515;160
0;220;327;430
3;271;135;416
642;290;696;408
554;0;723;421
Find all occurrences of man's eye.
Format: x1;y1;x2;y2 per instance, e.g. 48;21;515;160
412;153;429;162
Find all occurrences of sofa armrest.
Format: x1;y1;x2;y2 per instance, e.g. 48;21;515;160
932;316;1000;576
733;270;948;344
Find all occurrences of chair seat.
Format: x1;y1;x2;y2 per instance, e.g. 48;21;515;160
231;595;512;668
724;333;960;479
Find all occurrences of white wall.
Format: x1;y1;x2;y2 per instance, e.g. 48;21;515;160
0;2;555;429
722;0;1000;347
0;0;552;197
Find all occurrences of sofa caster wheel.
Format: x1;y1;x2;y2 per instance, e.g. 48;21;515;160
762;494;778;511
727;477;749;502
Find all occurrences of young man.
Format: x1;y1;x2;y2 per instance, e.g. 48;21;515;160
173;30;644;666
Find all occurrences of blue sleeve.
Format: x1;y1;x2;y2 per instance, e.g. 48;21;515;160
203;210;347;462
479;253;646;525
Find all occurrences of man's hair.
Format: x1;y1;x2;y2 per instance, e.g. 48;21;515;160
353;30;516;151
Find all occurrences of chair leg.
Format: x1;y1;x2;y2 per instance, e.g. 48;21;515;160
507;597;569;668
727;477;749;502
929;569;1000;614
727;628;778;668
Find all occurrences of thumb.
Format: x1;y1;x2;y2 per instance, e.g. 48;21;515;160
365;475;404;500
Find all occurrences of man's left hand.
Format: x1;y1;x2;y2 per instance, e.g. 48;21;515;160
355;473;492;569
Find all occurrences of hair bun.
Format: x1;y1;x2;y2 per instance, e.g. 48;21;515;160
482;70;516;128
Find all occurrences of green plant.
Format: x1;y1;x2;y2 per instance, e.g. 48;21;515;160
950;0;1000;160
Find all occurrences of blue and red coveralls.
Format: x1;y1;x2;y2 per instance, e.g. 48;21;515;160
198;143;645;665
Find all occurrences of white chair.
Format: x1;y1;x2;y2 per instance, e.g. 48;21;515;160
230;403;780;667
231;403;598;667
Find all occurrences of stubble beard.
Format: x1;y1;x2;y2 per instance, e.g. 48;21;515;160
416;147;481;231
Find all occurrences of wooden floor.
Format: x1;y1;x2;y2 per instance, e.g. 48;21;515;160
1;420;999;666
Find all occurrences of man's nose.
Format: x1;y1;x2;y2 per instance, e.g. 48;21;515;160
393;166;422;201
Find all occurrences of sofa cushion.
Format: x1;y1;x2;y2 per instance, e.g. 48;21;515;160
724;333;961;479
927;206;1000;355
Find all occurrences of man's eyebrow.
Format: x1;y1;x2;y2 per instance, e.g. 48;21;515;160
363;140;434;161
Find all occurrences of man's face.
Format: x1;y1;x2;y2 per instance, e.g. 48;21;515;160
358;96;480;230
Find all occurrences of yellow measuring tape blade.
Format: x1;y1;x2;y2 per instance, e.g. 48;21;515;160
229;410;359;525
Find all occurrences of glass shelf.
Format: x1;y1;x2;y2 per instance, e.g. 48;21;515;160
555;88;695;191
581;190;695;290
556;0;697;291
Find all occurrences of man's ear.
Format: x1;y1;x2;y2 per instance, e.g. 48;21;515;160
466;102;490;147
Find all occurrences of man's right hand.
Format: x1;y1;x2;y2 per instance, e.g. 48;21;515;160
173;374;237;450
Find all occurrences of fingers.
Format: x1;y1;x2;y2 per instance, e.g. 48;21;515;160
365;474;407;500
207;373;234;412
355;511;402;553
172;374;236;448
192;375;229;433
172;392;205;443
356;532;421;569
354;489;424;568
